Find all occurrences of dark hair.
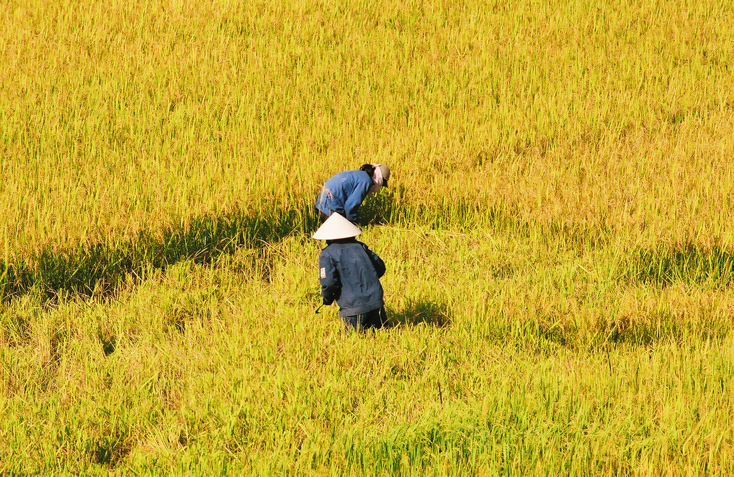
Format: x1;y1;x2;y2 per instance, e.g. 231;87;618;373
359;164;375;178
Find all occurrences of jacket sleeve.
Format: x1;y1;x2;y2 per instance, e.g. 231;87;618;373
365;245;386;278
343;181;371;223
319;252;340;305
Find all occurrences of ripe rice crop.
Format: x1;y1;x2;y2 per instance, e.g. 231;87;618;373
1;0;734;474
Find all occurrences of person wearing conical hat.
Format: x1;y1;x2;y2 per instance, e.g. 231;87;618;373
314;213;387;331
315;163;391;224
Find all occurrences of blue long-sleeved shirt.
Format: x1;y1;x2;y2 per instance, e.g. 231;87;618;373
315;170;373;223
319;238;385;317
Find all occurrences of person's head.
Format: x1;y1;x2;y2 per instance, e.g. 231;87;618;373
359;163;391;193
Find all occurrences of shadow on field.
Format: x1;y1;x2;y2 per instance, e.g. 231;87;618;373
0;205;321;303
388;299;450;328
5;189;734;306
0;187;452;304
0;185;409;303
623;244;734;287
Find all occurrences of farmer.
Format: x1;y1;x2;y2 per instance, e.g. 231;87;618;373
313;213;387;331
315;163;391;224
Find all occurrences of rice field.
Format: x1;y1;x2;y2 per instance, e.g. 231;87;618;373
1;0;734;474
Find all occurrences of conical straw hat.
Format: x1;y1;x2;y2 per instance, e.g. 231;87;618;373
313;213;361;240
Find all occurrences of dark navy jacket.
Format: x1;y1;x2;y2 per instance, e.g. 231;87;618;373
315;170;373;223
319;238;385;317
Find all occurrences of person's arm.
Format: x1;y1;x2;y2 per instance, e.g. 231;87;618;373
343;180;372;223
319;252;340;305
365;246;386;278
